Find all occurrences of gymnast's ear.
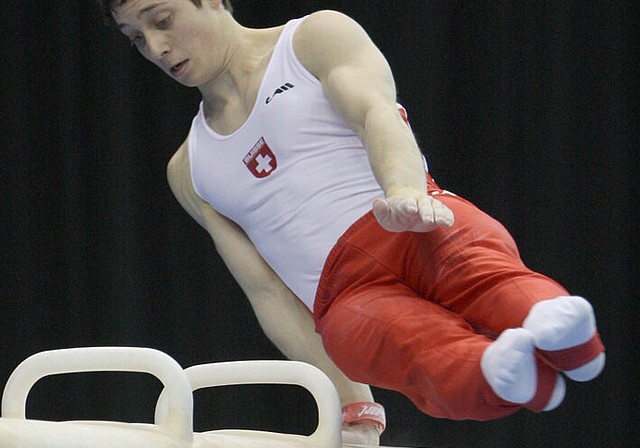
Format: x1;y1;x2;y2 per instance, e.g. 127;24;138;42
206;0;234;15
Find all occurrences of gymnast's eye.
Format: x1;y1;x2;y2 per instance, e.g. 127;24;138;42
156;14;172;29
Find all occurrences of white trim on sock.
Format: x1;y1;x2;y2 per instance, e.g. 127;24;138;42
564;352;606;381
543;374;566;411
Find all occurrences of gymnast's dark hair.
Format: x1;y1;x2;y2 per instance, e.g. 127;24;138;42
98;0;233;23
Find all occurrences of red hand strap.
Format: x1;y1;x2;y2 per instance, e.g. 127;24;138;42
341;402;386;434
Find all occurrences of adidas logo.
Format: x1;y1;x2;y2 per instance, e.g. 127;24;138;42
266;83;294;104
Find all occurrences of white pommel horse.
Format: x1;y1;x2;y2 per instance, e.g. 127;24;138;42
0;347;406;448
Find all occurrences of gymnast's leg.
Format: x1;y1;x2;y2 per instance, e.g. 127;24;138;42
409;179;605;400
314;210;560;420
314;176;604;418
316;280;559;420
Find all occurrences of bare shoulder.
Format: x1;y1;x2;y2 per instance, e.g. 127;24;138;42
166;137;192;203
295;10;362;39
293;10;374;78
166;136;210;229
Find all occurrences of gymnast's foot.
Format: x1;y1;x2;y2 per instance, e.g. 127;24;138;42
523;295;605;381
480;328;565;411
481;328;565;410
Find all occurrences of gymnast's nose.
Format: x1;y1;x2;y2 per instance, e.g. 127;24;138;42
146;31;170;61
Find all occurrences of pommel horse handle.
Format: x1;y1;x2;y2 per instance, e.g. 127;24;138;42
1;347;194;443
155;360;342;448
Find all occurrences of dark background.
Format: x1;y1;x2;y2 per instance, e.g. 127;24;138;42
0;1;637;447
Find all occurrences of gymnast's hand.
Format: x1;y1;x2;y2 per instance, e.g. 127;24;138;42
373;192;454;233
342;423;380;446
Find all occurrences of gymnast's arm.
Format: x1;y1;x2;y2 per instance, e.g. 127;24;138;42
294;10;454;232
166;142;379;444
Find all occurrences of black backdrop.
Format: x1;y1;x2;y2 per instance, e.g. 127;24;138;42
0;1;637;447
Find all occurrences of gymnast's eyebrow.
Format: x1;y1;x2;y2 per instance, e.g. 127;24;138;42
117;3;166;30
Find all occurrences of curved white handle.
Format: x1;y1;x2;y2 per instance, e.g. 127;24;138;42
1;347;193;443
155;360;342;448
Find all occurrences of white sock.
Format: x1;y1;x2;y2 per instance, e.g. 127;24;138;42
481;328;537;404
522;296;596;350
523;296;604;381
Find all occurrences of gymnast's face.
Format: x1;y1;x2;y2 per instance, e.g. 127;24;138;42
112;0;228;87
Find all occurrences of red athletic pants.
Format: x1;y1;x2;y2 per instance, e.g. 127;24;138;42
313;175;603;420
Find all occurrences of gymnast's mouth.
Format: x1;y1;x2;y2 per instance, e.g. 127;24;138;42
170;60;189;76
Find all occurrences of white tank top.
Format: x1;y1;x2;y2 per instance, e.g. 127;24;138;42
188;17;424;310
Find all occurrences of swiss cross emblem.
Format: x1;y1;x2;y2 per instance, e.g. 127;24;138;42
243;137;277;178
